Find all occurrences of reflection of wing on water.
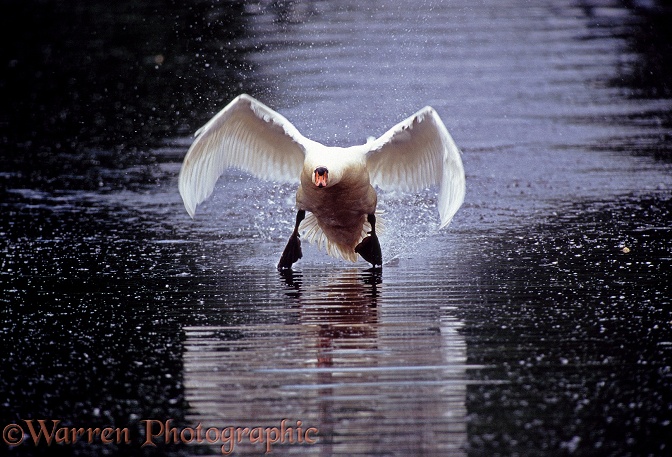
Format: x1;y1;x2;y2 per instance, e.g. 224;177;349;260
183;269;468;456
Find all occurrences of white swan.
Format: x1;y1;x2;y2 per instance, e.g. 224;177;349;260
178;94;465;270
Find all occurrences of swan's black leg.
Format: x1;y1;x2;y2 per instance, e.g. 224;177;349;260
277;210;305;270
355;213;382;268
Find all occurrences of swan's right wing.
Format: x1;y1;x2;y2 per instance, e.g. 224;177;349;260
178;94;309;217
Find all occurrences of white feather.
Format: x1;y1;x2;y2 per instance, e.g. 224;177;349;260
299;211;385;262
178;94;310;217
365;107;465;228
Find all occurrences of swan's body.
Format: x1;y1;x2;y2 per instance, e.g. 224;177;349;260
178;94;465;269
297;153;377;260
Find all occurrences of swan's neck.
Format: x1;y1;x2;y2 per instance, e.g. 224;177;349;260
304;146;364;187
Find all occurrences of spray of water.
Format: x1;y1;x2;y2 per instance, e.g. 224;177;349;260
200;176;445;268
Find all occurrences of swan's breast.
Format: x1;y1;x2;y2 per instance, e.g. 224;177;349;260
297;163;377;249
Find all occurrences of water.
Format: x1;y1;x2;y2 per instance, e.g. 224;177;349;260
1;0;671;456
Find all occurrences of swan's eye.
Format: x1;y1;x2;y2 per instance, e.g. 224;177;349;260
314;167;328;188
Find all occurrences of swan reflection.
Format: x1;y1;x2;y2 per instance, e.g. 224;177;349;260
183;268;467;456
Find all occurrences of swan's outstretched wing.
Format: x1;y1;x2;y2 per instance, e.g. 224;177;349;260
178;94;309;217
365;107;465;228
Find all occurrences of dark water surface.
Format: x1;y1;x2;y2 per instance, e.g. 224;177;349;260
2;0;672;456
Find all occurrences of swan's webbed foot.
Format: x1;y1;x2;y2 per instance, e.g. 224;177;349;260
355;213;382;268
278;233;302;270
355;234;382;267
277;210;305;270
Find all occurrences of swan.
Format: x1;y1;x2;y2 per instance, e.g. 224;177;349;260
178;94;465;270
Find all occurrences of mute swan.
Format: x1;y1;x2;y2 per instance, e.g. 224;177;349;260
178;94;465;270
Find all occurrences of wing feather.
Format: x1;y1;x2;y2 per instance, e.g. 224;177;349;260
178;94;308;217
365;107;465;228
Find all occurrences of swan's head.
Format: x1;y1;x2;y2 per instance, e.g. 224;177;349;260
313;166;329;188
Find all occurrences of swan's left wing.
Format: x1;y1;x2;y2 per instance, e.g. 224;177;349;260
178;94;309;217
365;106;465;228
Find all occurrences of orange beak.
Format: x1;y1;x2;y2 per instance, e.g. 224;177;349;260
314;167;328;188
